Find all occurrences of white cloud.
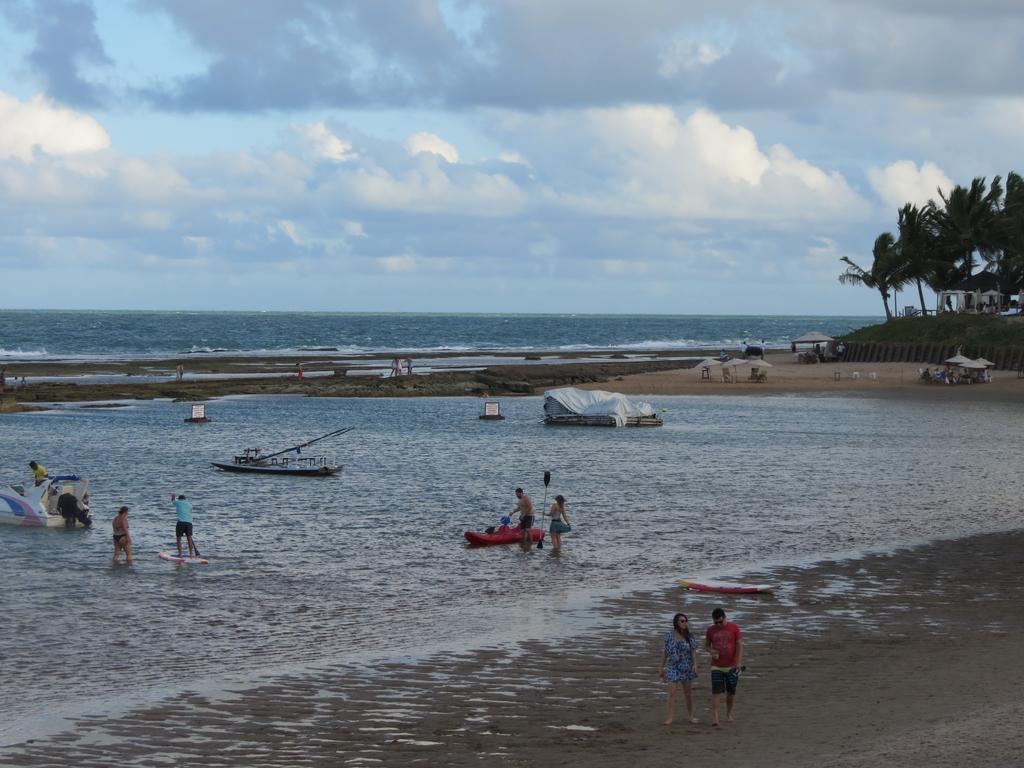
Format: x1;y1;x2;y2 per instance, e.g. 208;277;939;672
404;132;460;163
867;160;953;210
537;105;867;222
342;163;526;216
296;122;356;162
0;91;110;160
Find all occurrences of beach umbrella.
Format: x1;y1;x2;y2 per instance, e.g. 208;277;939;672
720;358;748;382
749;359;773;368
959;360;986;369
976;357;995;367
792;331;834;345
944;353;973;365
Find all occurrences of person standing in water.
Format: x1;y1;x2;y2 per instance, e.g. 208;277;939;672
545;494;571;550
659;613;700;725
513;487;534;546
172;493;196;557
112;506;132;564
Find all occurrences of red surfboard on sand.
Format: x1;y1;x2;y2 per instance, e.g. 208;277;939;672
679;579;773;594
464;527;544;546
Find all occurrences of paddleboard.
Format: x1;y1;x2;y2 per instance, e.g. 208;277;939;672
158;551;210;565
679;579;773;594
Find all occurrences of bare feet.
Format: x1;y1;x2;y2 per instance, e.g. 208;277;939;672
663;719;673;725
689;717;699;724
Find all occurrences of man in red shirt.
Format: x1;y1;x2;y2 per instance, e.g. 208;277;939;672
705;607;743;726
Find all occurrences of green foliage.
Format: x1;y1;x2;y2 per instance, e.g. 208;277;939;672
844;314;1024;347
840;172;1024;308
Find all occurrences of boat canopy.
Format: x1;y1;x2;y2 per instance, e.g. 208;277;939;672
543;387;656;427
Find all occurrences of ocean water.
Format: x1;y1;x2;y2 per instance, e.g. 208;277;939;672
1;390;1021;744
0;310;879;360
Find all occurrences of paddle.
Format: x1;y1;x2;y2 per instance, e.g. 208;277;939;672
537;470;551;549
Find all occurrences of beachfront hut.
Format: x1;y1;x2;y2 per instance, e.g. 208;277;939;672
937;272;1010;314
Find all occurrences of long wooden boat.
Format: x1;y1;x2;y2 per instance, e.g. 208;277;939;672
211;427;351;478
210;459;341;476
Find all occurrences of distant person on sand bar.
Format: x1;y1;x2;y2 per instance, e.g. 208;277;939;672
296;362;305;378
660;613;700;725
706;607;743;726
172;493;196;557
176;363;184;381
513;487;534;546
112;506;132;564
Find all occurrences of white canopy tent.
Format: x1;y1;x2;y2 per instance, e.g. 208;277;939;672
792;331;834;345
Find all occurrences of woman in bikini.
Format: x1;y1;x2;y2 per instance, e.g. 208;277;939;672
112;506;132;565
545;494;571;550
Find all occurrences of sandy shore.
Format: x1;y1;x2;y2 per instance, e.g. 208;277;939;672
584;350;1024;402
3;349;1021;409
4;530;1022;767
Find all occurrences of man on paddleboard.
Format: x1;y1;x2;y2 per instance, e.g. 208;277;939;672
706;607;743;726
513;487;534;547
172;493;196;558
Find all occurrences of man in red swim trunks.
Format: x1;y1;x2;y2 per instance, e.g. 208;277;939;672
706;607;743;726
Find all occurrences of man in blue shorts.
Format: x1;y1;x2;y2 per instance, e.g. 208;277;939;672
705;607;743;726
172;493;196;558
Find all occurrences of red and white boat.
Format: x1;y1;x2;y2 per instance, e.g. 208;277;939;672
679;579;774;594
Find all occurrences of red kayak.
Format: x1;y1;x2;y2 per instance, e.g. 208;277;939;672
464;526;544;546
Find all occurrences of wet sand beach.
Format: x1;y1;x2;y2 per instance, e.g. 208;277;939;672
5;530;1022;767
586;350;1024;402
3;349;1022;407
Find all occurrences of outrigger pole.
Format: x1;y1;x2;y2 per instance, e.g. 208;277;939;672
258;426;354;462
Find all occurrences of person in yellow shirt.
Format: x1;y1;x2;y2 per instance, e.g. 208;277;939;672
29;460;48;486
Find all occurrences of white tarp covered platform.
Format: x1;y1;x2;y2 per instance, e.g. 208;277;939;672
543;387;657;427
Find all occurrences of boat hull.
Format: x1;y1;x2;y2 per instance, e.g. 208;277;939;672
1;478;92;528
464;527;544;546
211;462;341;477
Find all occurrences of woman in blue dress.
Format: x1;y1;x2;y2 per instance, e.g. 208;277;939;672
658;612;700;725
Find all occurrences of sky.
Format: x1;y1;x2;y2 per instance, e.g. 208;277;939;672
0;0;1022;314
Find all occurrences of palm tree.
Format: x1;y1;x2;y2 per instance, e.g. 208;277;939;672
894;203;943;313
839;232;904;320
995;171;1024;290
928;176;1004;280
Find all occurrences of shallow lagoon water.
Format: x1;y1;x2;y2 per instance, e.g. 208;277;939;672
1;392;1020;742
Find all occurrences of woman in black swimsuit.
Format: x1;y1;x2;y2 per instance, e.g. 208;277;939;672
112;506;132;565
